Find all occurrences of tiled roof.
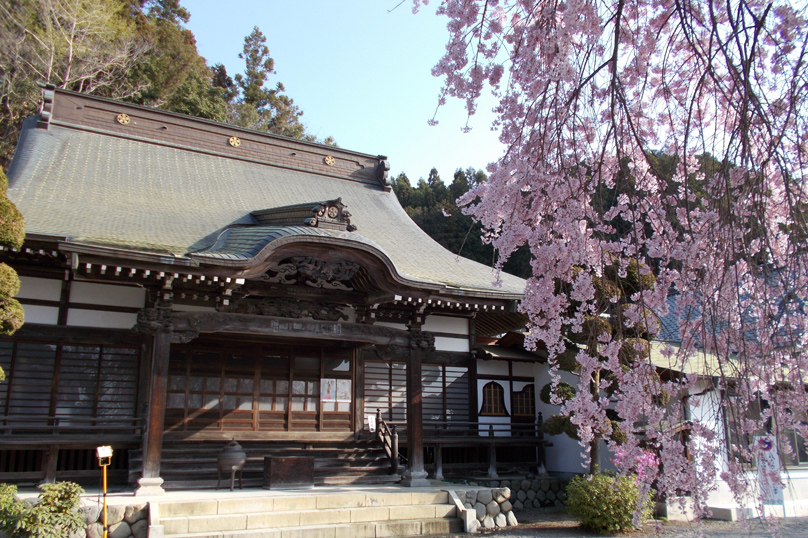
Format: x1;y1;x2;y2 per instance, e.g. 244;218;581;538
7;97;525;299
476;343;546;362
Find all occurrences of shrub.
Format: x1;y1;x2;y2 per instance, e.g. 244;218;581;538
0;482;85;538
570;315;613;344
540;381;576;404
0;264;20;299
0;296;24;335
566;471;653;534
618;338;651;364
0;196;24;250
541;413;580;440
555;348;580;372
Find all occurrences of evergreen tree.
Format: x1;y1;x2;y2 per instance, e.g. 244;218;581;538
128;0;226;120
0;2;328;170
226;26;306;139
0;168;24;380
0;0;151;167
393;167;532;279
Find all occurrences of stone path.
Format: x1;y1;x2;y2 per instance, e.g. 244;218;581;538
436;507;808;537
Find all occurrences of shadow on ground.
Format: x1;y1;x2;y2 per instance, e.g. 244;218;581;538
435;506;808;537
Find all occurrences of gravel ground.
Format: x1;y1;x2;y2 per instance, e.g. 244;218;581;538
439;507;808;537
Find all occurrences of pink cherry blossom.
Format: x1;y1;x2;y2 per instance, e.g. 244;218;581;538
423;0;808;527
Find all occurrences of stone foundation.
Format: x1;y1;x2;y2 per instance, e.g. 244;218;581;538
453;487;517;533
71;503;149;538
468;477;570;509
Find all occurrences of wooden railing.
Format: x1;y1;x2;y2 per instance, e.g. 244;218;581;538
0;415;144;437
379;414;548;480
374;409;402;474
422;419;544;439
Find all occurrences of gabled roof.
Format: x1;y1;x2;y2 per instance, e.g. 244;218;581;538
7;88;526;301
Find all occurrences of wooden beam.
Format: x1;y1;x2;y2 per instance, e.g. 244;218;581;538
172;312;411;347
358;345;471;365
5;324;143;346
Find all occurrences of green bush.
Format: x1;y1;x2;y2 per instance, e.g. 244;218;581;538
0;196;24;251
541;413;580;440
555;348;580;371
0;297;24;335
540;381;576;404
0;482;85;538
566;472;652;534
0;263;21;298
570;315;614;345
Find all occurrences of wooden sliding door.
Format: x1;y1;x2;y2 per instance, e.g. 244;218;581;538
165;339;353;433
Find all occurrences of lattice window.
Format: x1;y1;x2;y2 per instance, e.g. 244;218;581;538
512;384;535;417
480;381;508;416
780;415;808;467
723;393;763;468
363;361;408;423
0;340;139;420
423;364;470;424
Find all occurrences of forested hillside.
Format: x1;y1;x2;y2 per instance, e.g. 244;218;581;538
0;0;329;170
392;168;532;279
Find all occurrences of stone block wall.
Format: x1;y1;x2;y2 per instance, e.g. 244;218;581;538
72;503;148;538
455;487;518;532
468;477;569;509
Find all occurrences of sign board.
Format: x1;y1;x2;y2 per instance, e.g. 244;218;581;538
367;414;376;433
336;379;351;403
754;436;784;505
321;378;336;402
321;378;351;403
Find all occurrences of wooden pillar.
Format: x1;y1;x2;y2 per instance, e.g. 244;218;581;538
401;330;431;487
434;444;444;481
43;445;58;484
353;354;364;439
134;308;173;496
487;444;499;478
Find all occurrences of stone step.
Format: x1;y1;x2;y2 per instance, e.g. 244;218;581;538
159;491;450;517
162;517;464;538
162;504;457;534
159;491;461;538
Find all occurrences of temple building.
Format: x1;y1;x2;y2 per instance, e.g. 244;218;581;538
0;87;545;493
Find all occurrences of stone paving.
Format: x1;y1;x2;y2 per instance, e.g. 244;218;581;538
455;507;808;537
16;484;808;537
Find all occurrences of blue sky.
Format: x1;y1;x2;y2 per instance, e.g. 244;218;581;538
181;0;504;183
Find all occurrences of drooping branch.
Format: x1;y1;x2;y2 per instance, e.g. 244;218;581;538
427;0;808;524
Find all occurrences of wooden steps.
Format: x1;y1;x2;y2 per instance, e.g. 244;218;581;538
129;440;400;489
155;489;463;538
